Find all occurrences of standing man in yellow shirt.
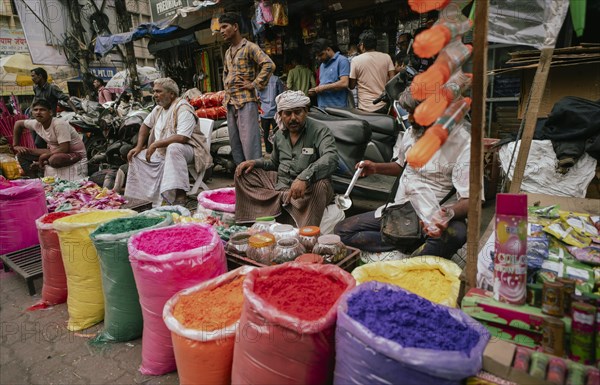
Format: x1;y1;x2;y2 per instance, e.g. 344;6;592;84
219;12;275;164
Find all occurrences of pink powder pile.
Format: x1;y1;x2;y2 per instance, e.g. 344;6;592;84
206;190;236;205
134;226;214;255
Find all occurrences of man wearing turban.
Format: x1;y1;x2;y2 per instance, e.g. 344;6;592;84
234;91;339;228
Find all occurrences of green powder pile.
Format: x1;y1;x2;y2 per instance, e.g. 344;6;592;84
94;216;164;235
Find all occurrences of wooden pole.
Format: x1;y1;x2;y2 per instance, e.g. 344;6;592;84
508;47;554;193
466;0;489;291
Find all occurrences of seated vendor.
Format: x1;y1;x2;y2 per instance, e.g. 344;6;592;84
235;90;339;228
13;99;87;179
124;77;211;207
334;90;474;262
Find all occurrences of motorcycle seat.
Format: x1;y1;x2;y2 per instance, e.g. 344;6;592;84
324;107;397;136
307;114;371;145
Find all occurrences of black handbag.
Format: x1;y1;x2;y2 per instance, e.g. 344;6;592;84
380;175;456;250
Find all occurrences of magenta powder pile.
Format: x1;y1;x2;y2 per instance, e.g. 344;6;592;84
347;287;479;353
206;190;236;205
133;226;214;255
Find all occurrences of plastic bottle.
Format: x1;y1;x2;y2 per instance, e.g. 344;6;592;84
413;70;472;126
410;40;472;100
406;97;471;169
413;18;473;58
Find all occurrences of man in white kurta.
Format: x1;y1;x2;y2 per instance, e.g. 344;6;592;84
125;78;211;206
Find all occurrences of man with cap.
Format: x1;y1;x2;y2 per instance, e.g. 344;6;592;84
234;90;339;228
219;11;275;164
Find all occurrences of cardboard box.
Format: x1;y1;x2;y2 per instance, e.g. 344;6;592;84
461;288;572;337
483;340;554;385
518;63;600;119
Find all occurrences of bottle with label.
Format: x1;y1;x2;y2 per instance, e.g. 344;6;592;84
413;18;473;58
413;70;472;126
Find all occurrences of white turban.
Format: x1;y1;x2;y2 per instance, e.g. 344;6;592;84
275;90;311;131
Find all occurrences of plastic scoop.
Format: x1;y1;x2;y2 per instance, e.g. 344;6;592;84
335;162;364;210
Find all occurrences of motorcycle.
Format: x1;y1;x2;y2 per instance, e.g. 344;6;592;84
308;70;413;201
210;119;236;175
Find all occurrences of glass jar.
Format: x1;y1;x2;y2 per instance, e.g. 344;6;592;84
272;238;306;264
313;234;347;264
250;217;277;234
247;232;276;265
298;226;320;253
295;253;324;264
271;224;298;242
225;231;251;256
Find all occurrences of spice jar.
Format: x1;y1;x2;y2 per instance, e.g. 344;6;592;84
542;281;564;317
225;231;251;255
272;238;306;264
541;316;565;357
313;234;347;263
250;217;277;234
271;224;298;242
556;277;576;314
298;226;320;253
247;232;276;265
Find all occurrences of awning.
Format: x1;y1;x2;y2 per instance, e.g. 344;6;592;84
148;33;197;55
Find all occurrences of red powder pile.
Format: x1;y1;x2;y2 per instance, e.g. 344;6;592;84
173;275;245;330
253;268;347;321
135;226;213;255
41;212;72;224
207;190;236;205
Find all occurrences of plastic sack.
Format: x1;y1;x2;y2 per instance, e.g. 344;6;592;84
53;210;137;331
128;223;227;375
33;211;78;308
334;281;489;385
0;178;47;255
258;0;273;24
198;187;235;213
142;205;191;218
351;256;462;307
195;106;227;120
163;266;255;385
195;206;236;226
231;263;356;385
89;215;172;343
190;91;225;108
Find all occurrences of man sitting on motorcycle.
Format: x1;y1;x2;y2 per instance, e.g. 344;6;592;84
234;90;339;228
334;90;474;263
13;99;87;179
125;77;211;207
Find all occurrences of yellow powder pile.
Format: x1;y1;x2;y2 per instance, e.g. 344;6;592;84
361;268;453;304
173;275;245;331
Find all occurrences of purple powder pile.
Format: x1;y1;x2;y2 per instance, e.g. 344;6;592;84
347;287;480;353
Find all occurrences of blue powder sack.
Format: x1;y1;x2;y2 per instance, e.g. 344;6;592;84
334;281;489;385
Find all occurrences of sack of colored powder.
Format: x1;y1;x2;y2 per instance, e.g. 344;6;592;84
197;187;236;213
128;223;227;376
0;178;47;255
231;263;356;385
142;205;191;218
352;256;462;307
163;266;255;385
29;211;78;309
90;214;172;343
334;281;489;385
53;210;137;331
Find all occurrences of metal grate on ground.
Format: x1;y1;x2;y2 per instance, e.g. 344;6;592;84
1;244;43;296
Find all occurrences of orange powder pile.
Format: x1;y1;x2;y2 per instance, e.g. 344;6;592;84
173;275;245;331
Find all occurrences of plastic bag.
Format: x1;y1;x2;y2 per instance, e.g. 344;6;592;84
128;223;227;375
0;153;20;179
351;256;462;307
195;106;227;120
53;210;137;331
231;263;356;385
90;215;172;343
32;212;78;308
190;91;225;108
195;205;236;226
259;0;273;24
163;266;255;385
0;178;47;255
334;281;489;385
198;187;235;213
272;2;288;26
142;205;191;218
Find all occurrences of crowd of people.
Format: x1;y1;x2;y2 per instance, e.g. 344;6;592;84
7;10;468;263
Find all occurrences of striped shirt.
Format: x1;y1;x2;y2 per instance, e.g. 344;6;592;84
222;38;275;109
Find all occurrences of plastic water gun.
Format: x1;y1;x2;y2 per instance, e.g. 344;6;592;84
410;40;472;101
413;70;472;126
406;97;471;168
413;18;473;58
408;0;468;14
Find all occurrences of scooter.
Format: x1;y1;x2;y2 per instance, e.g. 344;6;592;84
210;119;236;174
308;71;413;201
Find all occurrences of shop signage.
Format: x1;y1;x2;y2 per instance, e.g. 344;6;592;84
150;0;190;23
0;28;30;55
88;67;118;80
